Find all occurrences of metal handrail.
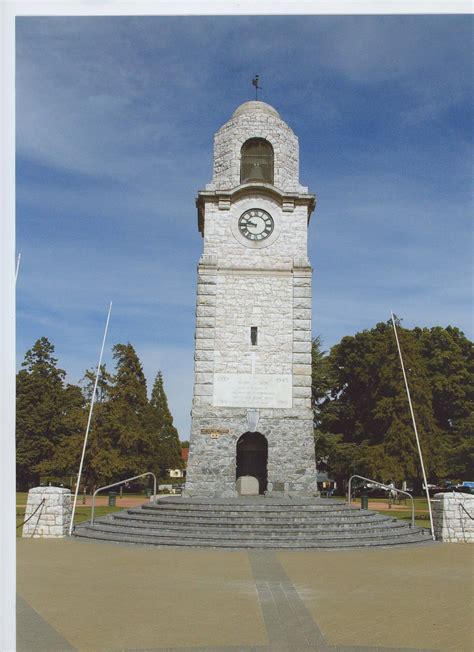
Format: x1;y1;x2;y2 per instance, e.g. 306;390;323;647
347;474;415;529
90;472;157;526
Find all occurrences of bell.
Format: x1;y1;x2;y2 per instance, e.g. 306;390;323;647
247;163;266;181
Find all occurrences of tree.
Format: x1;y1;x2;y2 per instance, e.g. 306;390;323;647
38;364;115;490
414;326;474;479
16;337;84;488
145;371;182;478
107;343;152;480
311;336;333;430
314;321;447;490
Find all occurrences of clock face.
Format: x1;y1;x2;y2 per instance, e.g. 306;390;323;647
238;208;274;241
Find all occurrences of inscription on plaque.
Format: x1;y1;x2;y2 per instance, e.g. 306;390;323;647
213;373;292;409
200;427;230;439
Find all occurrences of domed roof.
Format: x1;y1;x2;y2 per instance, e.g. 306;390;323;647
232;100;280;119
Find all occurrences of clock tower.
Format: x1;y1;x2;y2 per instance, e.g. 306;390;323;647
184;100;317;498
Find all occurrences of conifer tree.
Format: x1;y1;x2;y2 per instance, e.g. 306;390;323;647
16;337;84;488
146;371;182;478
107;343;151;479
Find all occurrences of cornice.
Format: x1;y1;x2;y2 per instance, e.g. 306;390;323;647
196;183;316;235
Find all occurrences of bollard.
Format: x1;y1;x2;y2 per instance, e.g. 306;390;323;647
108;492;117;507
361;495;369;510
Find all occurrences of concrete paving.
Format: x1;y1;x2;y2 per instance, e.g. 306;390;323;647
17;538;473;651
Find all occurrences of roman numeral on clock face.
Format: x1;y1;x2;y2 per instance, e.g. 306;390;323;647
238;208;274;242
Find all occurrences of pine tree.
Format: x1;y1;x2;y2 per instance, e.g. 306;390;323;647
108;343;151;480
146;371;182;478
16;337;83;488
39;364;116;491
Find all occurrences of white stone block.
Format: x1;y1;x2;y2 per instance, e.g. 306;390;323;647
293;330;312;342
197;284;217;296
195;327;215;339
293;341;312;353
194;384;213;396
195;338;215;350
293;309;311;320
293;277;311;287
196;316;215;328
236;475;259;496
293;319;311;331
196;295;216;306
293;353;311;365
195;350;214;361
293;286;311;298
293;375;312;387
293;386;311;398
293;297;312;310
196;305;215;317
195;372;213;385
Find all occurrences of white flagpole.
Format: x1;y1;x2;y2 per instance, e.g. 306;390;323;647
390;312;435;540
15;253;21;283
69;302;112;535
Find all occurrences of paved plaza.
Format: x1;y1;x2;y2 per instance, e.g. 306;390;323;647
17;538;473;651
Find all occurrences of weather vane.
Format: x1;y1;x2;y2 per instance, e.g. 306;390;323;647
252;74;262;100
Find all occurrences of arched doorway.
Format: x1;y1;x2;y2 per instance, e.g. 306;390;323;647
236;432;268;494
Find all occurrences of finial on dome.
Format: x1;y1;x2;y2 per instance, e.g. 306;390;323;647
251;74;262;100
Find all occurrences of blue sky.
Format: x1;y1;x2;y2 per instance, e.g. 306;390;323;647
16;15;473;439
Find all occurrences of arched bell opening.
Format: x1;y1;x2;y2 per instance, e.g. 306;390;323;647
240;138;274;184
236;431;268;494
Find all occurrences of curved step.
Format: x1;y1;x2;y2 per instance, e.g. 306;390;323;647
72;497;431;550
110;513;406;533
73;525;430;549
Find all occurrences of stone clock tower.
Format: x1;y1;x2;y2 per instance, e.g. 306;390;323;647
184;100;317;498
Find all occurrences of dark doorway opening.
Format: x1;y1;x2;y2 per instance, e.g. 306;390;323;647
236;432;268;494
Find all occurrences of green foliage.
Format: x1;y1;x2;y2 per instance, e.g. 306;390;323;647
17;338;182;492
313;322;473;487
145;371;182;478
16;338;85;488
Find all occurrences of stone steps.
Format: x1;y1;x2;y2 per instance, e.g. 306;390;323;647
77;521;410;540
72;496;432;549
111;510;405;531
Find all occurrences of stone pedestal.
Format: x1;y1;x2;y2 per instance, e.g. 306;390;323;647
236;475;259;495
432;492;474;543
22;487;72;538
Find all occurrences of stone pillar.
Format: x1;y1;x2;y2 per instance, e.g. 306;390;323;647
193;254;218;409
22;487;72;538
432;492;474;543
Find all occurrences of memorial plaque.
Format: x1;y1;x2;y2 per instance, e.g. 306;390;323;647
200;427;230;439
213;373;292;408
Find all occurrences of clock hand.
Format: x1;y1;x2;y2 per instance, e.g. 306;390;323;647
247;221;257;227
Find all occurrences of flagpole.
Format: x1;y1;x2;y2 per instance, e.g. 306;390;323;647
390;312;435;540
69;302;112;536
15;253;21;283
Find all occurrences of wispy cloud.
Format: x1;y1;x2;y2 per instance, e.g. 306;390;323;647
16;15;473;437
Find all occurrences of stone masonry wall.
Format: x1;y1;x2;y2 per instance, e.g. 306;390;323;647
203;196;308;268
184;100;316;498
432;492;474;543
22;486;72;538
206;103;308;194
214;274;293;375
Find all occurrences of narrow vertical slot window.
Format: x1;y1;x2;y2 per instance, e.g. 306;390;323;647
250;326;258;346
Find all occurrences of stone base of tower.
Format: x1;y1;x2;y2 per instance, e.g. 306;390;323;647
183;413;317;499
